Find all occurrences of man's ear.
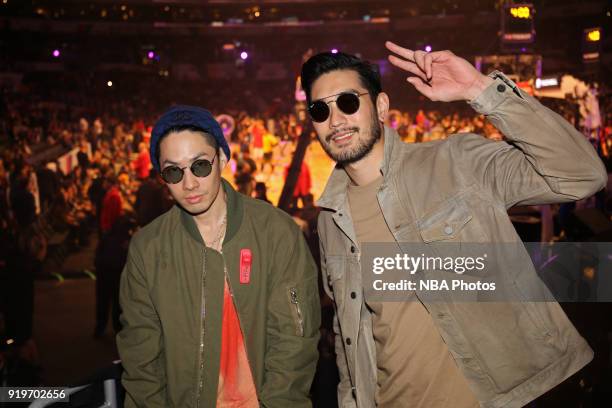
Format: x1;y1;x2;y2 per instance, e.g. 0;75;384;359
376;92;390;123
219;150;229;168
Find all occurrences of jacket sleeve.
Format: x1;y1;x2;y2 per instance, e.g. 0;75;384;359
456;72;607;208
318;216;357;408
260;220;321;407
116;238;167;408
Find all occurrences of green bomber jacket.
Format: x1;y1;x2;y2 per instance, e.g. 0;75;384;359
117;179;321;407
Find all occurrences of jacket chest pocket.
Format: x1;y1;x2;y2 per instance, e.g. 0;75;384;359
418;196;487;243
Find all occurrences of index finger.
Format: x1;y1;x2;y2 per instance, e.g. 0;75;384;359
385;41;415;62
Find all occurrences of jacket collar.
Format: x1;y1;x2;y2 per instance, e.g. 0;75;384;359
179;178;243;245
317;125;402;211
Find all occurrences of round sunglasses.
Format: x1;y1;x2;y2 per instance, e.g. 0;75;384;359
160;153;217;184
308;91;369;123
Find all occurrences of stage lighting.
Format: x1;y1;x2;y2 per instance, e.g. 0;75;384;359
240;51;248;60
583;27;602;62
510;6;530;19
147;51;155;59
331;48;338;54
425;45;432;52
52;49;60;58
586;28;600;42
535;77;559;89
107;81;113;87
501;3;535;44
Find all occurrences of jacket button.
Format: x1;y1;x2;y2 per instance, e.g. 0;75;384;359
338;213;343;217
497;84;506;93
444;225;453;235
350;246;356;253
350;291;357;299
346;337;352;345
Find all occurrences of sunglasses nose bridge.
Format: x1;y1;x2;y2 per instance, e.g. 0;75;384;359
328;100;348;127
181;165;200;190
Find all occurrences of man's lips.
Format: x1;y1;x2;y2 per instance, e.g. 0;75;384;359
185;195;203;204
326;128;358;143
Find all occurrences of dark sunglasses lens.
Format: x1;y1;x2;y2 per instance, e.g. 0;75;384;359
161;166;183;184
191;159;213;178
309;101;330;123
337;93;361;115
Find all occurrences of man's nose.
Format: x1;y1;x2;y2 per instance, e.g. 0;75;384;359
182;167;199;190
328;102;347;129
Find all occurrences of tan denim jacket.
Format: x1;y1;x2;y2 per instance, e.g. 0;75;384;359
317;73;606;408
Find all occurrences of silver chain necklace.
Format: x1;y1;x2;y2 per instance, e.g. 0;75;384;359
205;212;227;251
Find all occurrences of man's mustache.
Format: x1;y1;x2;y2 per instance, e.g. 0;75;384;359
325;127;359;143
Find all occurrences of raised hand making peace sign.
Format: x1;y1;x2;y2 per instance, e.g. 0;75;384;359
385;41;494;102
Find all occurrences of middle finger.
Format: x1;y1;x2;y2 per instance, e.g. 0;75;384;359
413;50;427;75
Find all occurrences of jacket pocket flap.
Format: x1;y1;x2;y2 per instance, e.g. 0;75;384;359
418;201;473;242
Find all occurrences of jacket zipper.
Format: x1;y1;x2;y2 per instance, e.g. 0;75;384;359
195;248;207;407
289;287;305;337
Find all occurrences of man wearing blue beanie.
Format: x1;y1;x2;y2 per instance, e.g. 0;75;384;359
117;105;320;407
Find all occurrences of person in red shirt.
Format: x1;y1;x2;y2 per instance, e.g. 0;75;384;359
250;119;265;160
285;160;312;209
131;142;151;180
99;173;123;234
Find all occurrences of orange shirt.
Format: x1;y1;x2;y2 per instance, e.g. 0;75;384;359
216;280;259;408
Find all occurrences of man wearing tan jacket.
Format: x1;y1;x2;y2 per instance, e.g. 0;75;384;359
301;41;606;408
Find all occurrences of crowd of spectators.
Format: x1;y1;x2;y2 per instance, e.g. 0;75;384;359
0;88;172;377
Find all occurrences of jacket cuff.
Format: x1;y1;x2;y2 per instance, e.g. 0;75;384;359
468;70;524;115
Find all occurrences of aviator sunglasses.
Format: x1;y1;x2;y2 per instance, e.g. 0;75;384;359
308;91;369;123
161;152;217;184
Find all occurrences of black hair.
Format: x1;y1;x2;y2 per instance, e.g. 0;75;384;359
155;125;219;167
105;171;118;186
255;182;267;193
301;52;382;106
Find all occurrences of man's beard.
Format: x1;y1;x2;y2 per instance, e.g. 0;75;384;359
320;112;382;166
